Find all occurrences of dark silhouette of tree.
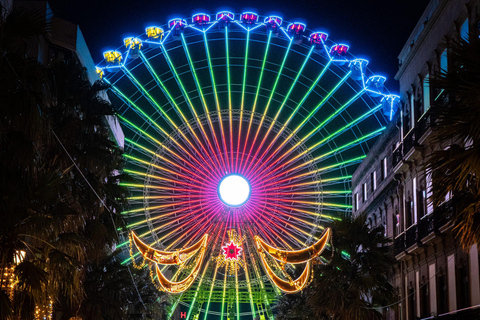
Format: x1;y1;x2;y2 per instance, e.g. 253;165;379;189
274;213;394;320
0;4;159;319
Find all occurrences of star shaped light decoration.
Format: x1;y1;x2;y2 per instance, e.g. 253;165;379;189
222;241;242;260
216;229;246;274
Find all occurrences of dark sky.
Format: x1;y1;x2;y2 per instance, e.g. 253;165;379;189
46;0;429;91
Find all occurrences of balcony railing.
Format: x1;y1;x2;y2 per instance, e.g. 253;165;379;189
416;108;435;140
392;143;403;168
405;225;419;248
394;233;405;256
420;304;480;319
418;213;435;240
434;199;454;230
403;129;417;156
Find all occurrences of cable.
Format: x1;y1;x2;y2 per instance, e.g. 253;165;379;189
2;50;148;311
52;130;147;311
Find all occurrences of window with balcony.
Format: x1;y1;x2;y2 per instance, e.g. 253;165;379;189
413;178;418;224
457;260;470;309
354;193;359;212
381;157;387;180
426;172;433;214
437;271;448;315
371;171;377;191
423;74;430;113
420;276;430;318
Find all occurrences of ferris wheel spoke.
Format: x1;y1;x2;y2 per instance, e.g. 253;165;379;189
238;30;273;172
203;32;230;172
242;39;293;175
123;202;207;231
119;66;177;133
181;34;229;174
234;220;257;318
117;114;214;179
245;45;314;174
160;44;224;178
262;155;366;189
265;175;352;191
122;154;211;188
248;200;318;230
235;30;250;172
258;127;386;183
123;138;213;185
249;67;354;180
248;60;333;177
138;51;219;174
186;221;226;320
247;202;315;241
244;202;300;249
225;27;234;172
247;207;299;249
153;204;223;251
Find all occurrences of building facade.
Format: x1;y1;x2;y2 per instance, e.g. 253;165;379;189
352;0;480;319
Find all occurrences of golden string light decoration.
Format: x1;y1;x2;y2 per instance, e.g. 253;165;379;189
254;228;331;293
215;229;246;274
129;231;209;293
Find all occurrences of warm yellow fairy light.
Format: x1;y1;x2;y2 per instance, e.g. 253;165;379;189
129;231;209;293
255;228;331;293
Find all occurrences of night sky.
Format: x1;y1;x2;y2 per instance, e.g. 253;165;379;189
46;0;429;91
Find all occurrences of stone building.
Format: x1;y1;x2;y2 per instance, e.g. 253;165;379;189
352;0;480;319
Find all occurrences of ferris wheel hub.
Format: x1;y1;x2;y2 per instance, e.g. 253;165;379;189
218;174;251;207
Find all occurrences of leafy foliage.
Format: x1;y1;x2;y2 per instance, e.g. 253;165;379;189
427;29;480;248
274;214;395;320
0;4;166;319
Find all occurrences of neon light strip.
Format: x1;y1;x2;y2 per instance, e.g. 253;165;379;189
124;139;210;184
186;223;223;320
160;43;223;176
138;51;217;174
261;155;366;188
244;41;310;174
226;27;234;171
238;30;273;172
245;202;298;249
181;33;228;172
123;202;206;232
261;127;386;182
122;204;221;265
265;176;352;191
249;60;333;175
250;69;353;180
235;30;250;172
203;32;229;172
113;104;211;178
236;226;256;318
122;154;209;189
243;39;293;174
202;219;230;320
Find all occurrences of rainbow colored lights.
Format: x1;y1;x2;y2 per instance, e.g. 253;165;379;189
97;10;395;319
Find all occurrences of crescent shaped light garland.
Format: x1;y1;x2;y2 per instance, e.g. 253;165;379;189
130;231;209;293
254;228;331;293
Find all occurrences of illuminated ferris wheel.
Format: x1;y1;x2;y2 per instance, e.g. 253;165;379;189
97;11;399;320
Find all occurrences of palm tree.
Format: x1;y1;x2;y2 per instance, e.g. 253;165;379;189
1;5;129;317
426;27;480;249
274;213;395;320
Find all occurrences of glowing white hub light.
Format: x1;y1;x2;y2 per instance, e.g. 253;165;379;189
218;174;251;207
